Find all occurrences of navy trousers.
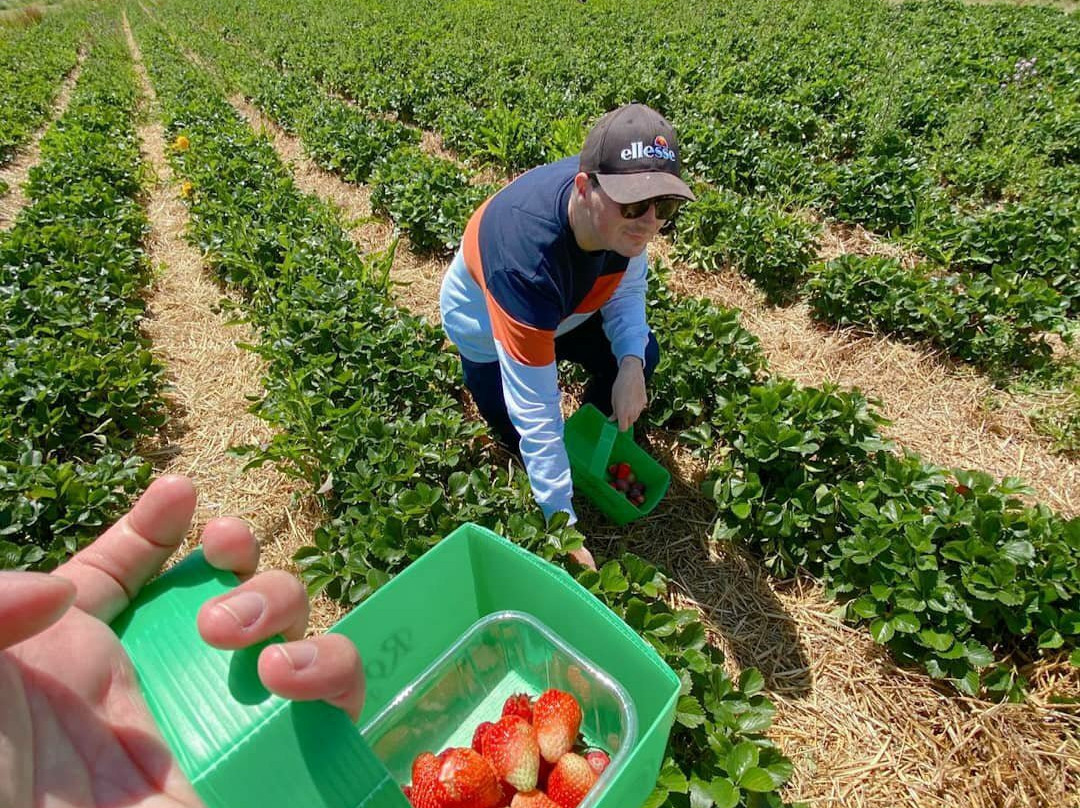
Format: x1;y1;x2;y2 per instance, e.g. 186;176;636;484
459;313;660;454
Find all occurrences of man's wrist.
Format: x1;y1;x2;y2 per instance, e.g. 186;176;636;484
619;355;644;370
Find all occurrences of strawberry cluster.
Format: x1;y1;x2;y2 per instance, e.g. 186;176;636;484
403;689;610;808
606;462;646;507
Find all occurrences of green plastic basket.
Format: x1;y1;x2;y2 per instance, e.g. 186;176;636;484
112;522;680;808
564;403;671;525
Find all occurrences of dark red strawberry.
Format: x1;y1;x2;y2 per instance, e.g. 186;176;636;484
532;689;582;763
546;753;597;808
473;721;496;753
501;693;534;723
481;715;540;792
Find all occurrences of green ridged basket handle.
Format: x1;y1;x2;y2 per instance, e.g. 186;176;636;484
111;550;409;808
589;417;619;477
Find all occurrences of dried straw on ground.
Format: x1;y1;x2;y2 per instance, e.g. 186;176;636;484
124;18;343;632
0;52;83;229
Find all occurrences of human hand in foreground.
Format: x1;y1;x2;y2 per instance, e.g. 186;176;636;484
0;475;363;808
611;355;647;432
568;543;597;571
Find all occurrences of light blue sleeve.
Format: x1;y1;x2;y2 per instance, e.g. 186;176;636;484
600;250;650;363
494;343;577;524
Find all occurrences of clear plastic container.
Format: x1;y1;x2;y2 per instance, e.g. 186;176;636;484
361;610;637;806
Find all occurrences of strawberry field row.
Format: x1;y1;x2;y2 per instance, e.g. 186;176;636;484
0;4;86;178
129;9;794;806
148;1;1080;700
0;8;162;570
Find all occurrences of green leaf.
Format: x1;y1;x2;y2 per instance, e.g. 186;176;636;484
707;777;740;808
891;612;921;633
738;767;778;792
739;667;765;696
676;694;707;728
727;741;758;780
871;618;895;644
731;500;752;520
918;629;956;652
1069;650;1080;668
599;561;629;593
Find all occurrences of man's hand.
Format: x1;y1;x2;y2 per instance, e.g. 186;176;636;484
0;475;364;808
568;544;597;571
611;355;647;431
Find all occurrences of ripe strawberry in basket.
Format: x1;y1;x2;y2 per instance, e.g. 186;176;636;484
510;790;562;808
481;715;541;792
532;689;583;763
584;749;610;777
546;753;598;808
502;692;534;723
411;748;504;808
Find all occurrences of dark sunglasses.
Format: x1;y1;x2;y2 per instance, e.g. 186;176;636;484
619;196;683;221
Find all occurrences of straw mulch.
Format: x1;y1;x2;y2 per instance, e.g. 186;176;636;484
0;50;83;229
124;18;344;632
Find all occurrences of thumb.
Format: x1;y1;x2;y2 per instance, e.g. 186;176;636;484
0;572;76;650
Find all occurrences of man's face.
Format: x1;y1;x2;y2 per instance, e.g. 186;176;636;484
585;177;666;257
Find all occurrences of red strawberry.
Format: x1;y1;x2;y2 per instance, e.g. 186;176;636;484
410;752;447;808
532;689;582;763
510;791;562;808
614;462;631;480
414;748;503;808
502;693;534;723
584;750;609;777
481;715;540;792
546;753;598;808
473;721;496;753
403;784;415;806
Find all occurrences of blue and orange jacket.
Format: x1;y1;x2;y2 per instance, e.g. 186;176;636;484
439;156;651;521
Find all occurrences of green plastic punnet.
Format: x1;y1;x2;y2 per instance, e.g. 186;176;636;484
112;523;680;808
339;523;680;808
563;403;671;524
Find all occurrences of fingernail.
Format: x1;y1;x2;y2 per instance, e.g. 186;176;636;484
215;591;266;629
277;641;318;671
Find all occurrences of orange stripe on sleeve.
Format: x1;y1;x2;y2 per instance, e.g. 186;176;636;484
488;296;556;366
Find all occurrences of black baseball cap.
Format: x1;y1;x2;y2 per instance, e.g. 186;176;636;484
579;103;696;205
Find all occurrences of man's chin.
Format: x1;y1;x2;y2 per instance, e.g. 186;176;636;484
614;238;649;258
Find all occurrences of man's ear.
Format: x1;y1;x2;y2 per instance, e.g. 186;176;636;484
573;172;591;196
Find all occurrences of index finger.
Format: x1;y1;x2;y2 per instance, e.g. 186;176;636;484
53;475;197;623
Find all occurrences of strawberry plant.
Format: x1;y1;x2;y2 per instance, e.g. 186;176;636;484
672;186;819;303
0;6;84;165
806;254;1071;375
371;147;494;254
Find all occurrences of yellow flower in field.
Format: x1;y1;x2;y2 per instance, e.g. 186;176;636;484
173;134;190;152
180;181;194;198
